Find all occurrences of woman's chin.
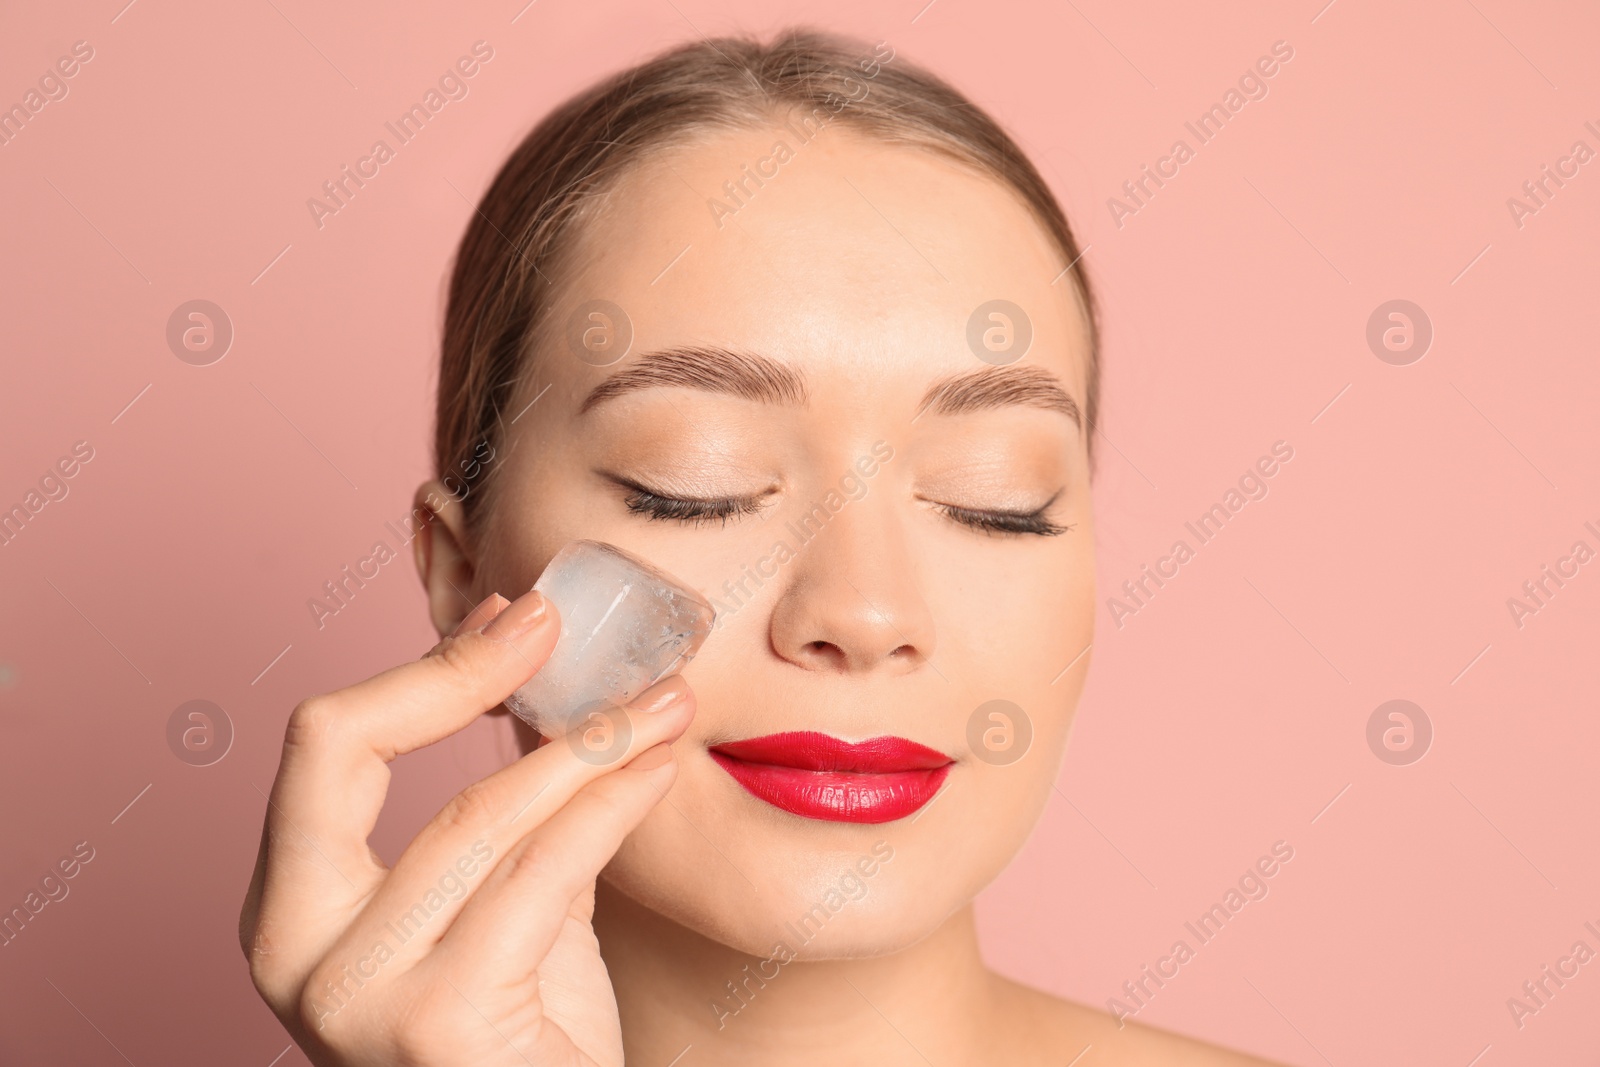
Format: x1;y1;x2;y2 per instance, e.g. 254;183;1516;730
599;851;969;963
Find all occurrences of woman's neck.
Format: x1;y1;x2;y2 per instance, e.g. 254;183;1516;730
594;879;1005;1066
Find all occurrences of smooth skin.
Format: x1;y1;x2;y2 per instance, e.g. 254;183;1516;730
242;118;1286;1065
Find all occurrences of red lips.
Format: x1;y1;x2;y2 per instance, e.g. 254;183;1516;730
708;731;952;823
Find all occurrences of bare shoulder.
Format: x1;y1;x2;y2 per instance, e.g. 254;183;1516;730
990;973;1289;1066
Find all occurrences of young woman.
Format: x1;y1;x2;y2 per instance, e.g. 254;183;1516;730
240;30;1282;1066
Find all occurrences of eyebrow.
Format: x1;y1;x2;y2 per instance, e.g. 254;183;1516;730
578;344;1081;431
917;364;1082;431
578;345;807;414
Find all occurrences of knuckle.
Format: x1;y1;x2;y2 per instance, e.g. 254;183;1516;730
298;960;364;1041
237;905;258;963
419;632;454;663
441;780;500;834
504;837;560;885
284;694;343;752
431;631;538;711
243;928;291;1004
432;634;482;678
430;635;506;705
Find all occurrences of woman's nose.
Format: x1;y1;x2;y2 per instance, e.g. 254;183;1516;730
766;496;937;675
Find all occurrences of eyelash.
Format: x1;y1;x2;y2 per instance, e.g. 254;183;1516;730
622;485;1071;537
623;487;767;527
936;502;1072;538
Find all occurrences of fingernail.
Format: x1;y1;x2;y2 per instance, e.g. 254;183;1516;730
482;590;551;642
452;593;509;637
632;674;690;713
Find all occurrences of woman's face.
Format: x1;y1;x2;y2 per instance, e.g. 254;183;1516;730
468;123;1095;958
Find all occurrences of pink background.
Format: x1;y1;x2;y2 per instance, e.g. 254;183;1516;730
2;0;1597;1063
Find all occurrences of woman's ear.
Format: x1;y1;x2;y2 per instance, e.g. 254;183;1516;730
412;479;479;638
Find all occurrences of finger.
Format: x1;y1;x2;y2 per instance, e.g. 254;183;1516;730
320;677;695;971
238;815;272;960
449;592;510;637
269;588;557;862
240;591;503;993
423;742;680;988
254;590;559;943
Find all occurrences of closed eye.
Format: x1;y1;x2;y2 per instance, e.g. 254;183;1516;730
933;491;1072;537
616;478;1072;537
620;483;769;527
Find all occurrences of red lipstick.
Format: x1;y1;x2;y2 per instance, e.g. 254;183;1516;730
708;731;952;823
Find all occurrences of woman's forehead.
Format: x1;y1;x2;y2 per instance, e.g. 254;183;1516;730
549;125;1089;395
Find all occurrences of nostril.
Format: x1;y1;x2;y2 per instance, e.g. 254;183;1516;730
800;639;849;670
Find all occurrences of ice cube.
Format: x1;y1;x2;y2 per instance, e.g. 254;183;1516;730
504;540;715;737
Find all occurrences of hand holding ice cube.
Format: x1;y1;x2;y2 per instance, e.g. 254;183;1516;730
240;579;698;1067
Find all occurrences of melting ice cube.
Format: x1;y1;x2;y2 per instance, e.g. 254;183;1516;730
504;540;715;737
